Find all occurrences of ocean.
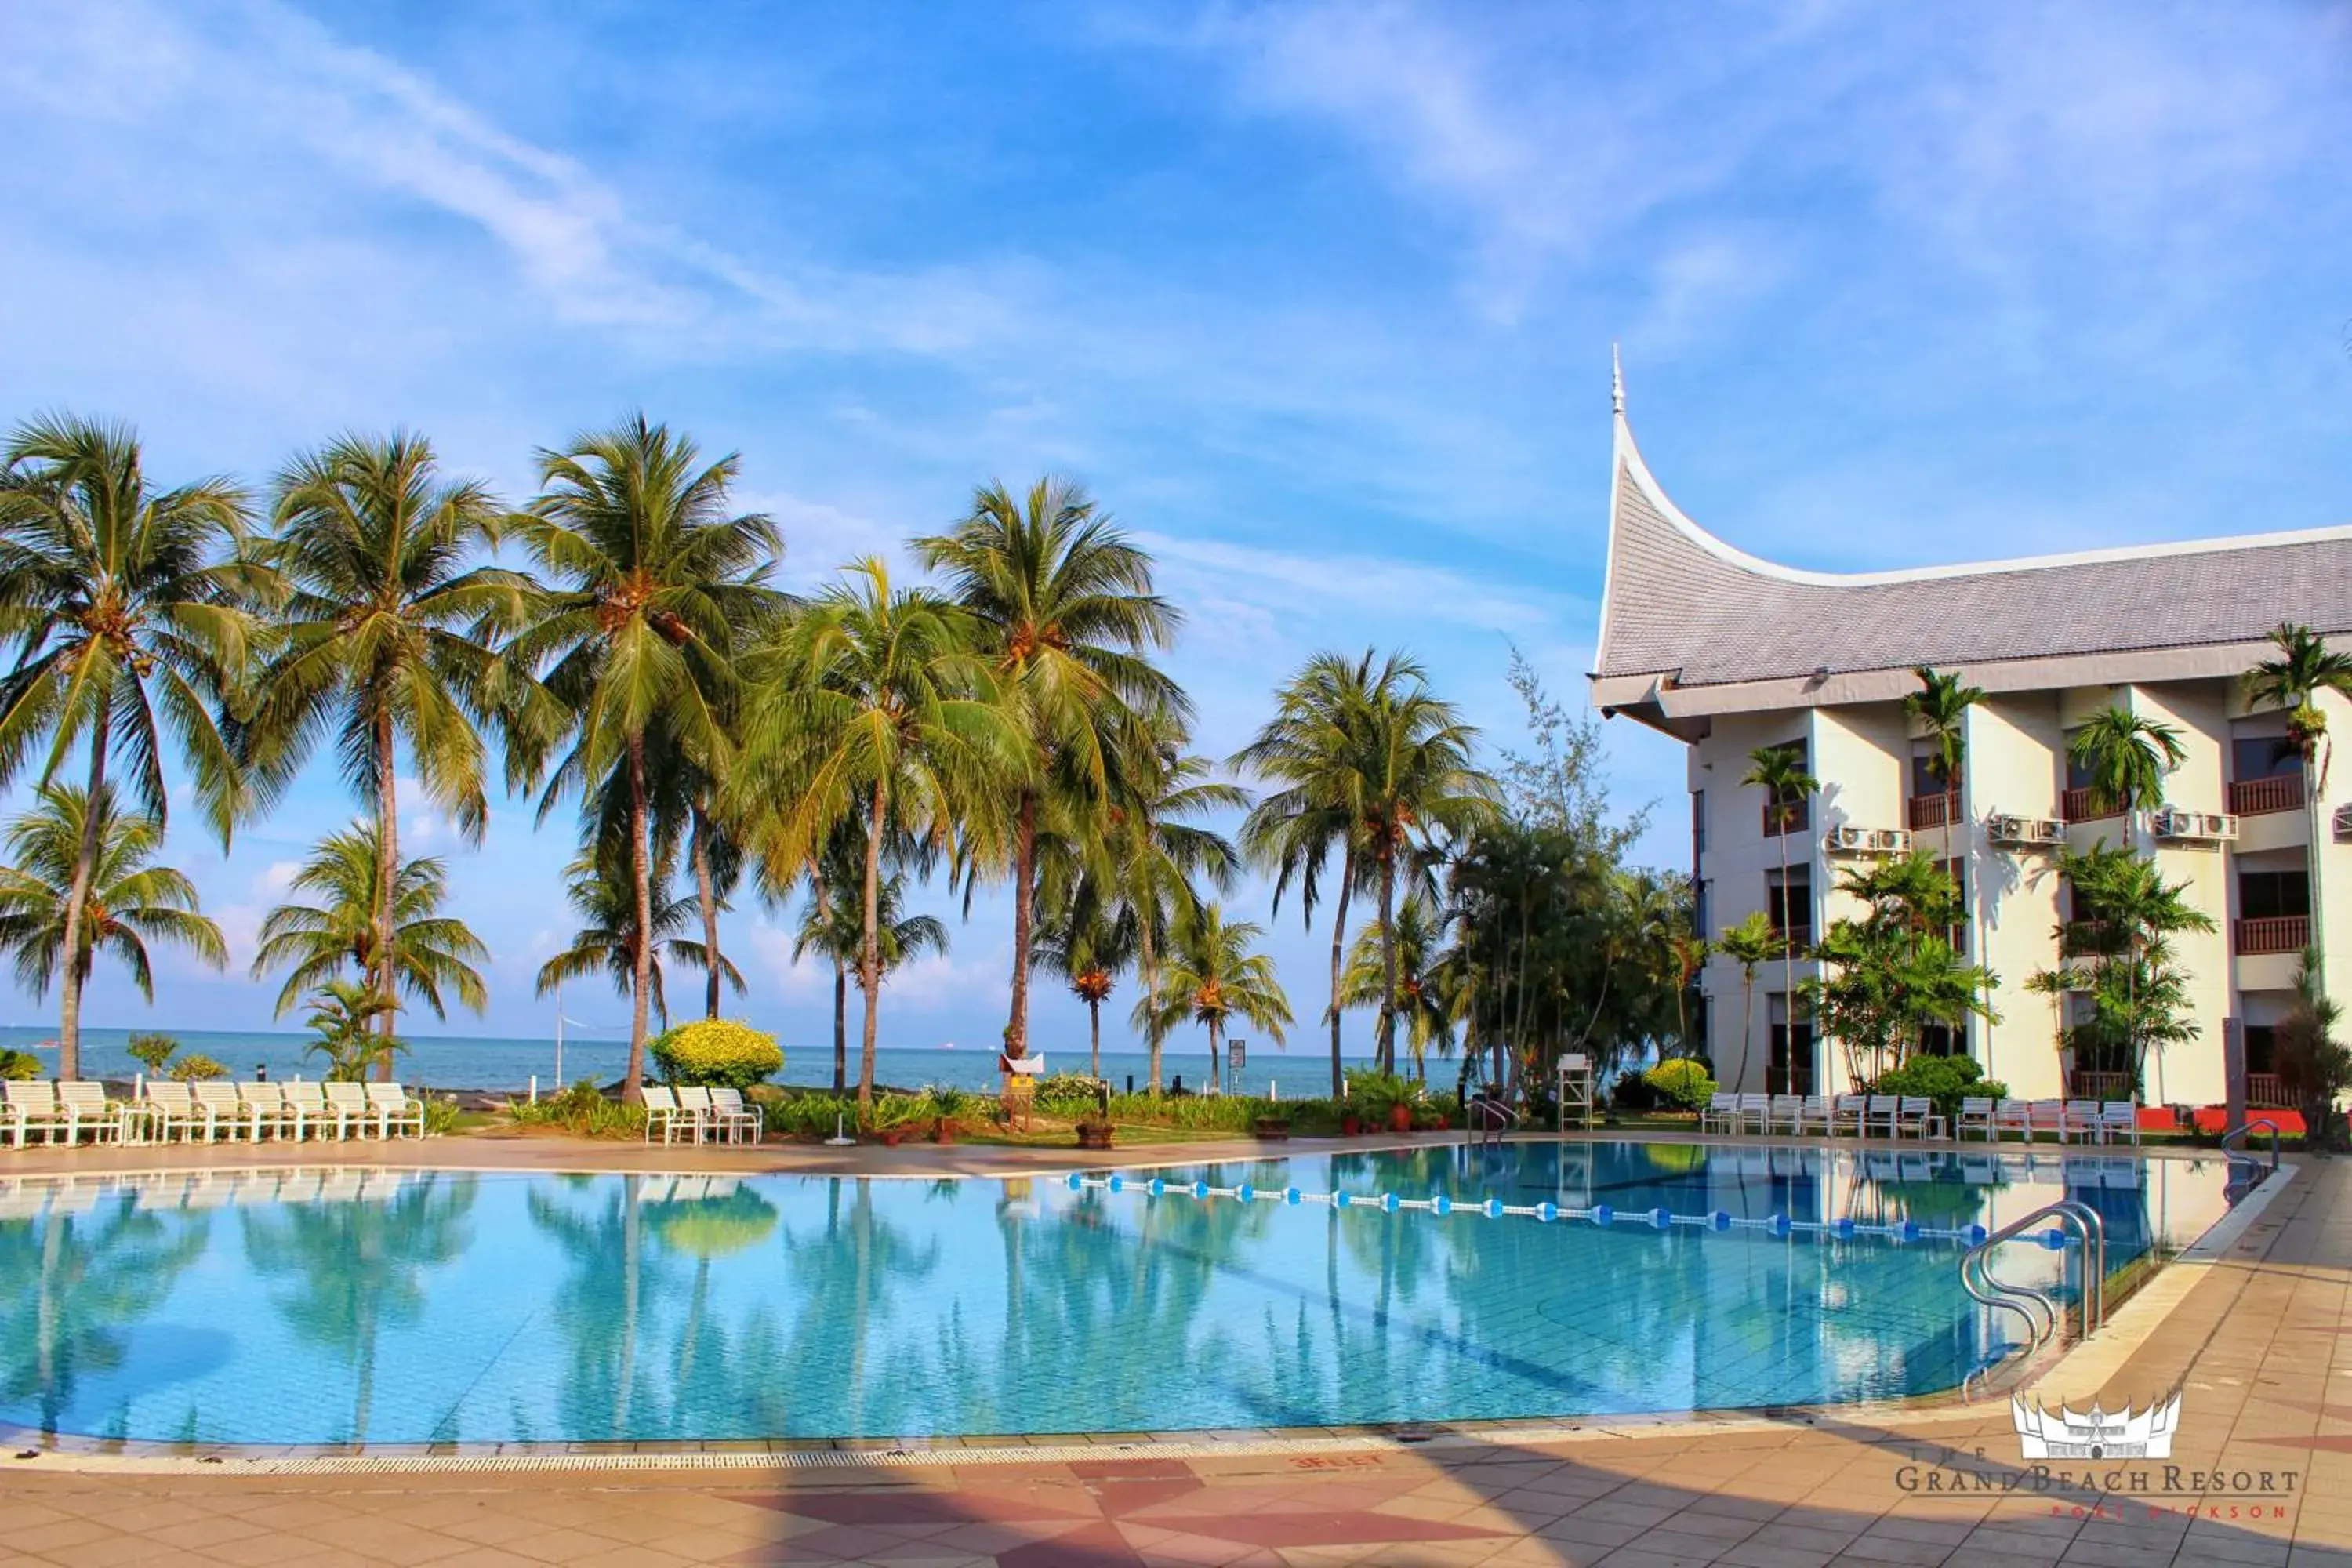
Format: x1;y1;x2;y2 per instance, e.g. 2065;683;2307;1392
0;1025;1369;1098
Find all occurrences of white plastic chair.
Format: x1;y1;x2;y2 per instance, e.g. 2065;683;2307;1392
1796;1094;1831;1135
1767;1094;1802;1134
2;1080;67;1147
708;1087;763;1143
54;1081;119;1143
2099;1101;2140;1145
1700;1091;1740;1134
235;1082;293;1142
2027;1100;2068;1143
673;1086;720;1145
641;1085;694;1145
1866;1094;1902;1138
2063;1100;2103;1145
1995;1099;2032;1141
1896;1096;1944;1140
1831;1094;1867;1137
366;1083;425;1138
191;1081;252;1141
1737;1094;1772;1134
1956;1097;1998;1142
324;1082;373;1137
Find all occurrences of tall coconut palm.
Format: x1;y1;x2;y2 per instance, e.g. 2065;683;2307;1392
1136;902;1293;1091
1338;896;1454;1079
0;416;257;1076
793;855;949;1091
1904;666;1984;801
1036;891;1136;1080
510;415;782;1099
2069;707;2187;819
1717;910;1780;1091
740;558;1025;1112
250;819;488;1021
2245;623;2352;989
1103;742;1244;1091
1740;742;1819;1080
535;848;734;1030
913;477;1185;1061
0;783;227;1009
1235;652;1378;1094
240;433;524;1074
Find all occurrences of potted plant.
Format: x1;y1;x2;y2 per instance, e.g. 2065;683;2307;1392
1388;1100;1414;1134
929;1086;972;1145
869;1092;924;1146
1254;1112;1291;1140
1075;1112;1115;1150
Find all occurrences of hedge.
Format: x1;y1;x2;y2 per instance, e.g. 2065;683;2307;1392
652;1019;782;1091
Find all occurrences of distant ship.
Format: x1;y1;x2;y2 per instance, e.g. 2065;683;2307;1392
940;1040;956;1050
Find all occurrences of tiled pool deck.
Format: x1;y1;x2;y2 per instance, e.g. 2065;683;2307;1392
3;1131;2347;1566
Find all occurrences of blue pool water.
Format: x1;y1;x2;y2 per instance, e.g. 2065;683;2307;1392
0;1143;2237;1447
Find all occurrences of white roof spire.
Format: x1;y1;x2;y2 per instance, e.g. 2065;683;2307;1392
1610;343;1624;416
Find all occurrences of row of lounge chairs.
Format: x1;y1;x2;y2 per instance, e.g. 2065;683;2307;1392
1699;1093;2143;1145
2;1079;430;1147
641;1084;764;1145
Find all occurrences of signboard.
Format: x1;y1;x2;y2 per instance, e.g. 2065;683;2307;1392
1229;1038;1247;1072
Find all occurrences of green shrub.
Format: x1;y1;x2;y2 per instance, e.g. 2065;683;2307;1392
1642;1058;1716;1113
168;1053;227;1082
507;1079;647;1138
0;1049;39;1080
756;1089;859;1139
866;1091;931;1133
1342;1068;1413;1119
926;1084;978;1123
127;1033;180;1075
651;1019;782;1091
1033;1073;1107;1112
1868;1054;2007;1124
420;1094;464;1137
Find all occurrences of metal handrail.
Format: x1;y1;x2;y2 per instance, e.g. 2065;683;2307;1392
1960;1248;2057;1345
2218;1116;2284;1177
1959;1198;2107;1345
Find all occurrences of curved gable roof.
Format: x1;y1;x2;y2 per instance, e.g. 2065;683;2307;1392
1593;412;2352;697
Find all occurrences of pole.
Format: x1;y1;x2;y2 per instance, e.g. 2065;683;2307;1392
554;978;565;1087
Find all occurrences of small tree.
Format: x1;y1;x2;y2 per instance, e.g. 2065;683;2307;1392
2068;707;2187;818
126;1033;180;1076
2274;948;2350;1152
302;978;402;1083
1717;911;1780;1090
1904;666;1985;799
1801;853;1998;1084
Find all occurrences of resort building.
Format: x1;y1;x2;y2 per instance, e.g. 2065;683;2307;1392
1588;373;2352;1109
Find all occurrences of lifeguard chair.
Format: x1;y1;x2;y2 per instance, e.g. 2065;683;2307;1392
1000;1052;1043;1133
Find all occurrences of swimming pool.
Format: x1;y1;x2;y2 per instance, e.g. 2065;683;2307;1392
0;1142;2237;1448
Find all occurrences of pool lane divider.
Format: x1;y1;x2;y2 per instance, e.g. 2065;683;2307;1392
1061;1172;2088;1250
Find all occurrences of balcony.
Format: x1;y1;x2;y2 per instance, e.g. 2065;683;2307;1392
2234;915;2309;956
1907;791;1958;830
2066;1069;2136;1102
2248;1073;2289;1109
1762;800;1810;837
2060;786;2122;823
2228;774;2304;816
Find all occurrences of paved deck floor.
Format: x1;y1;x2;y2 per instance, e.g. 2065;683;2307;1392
2;1141;2347;1566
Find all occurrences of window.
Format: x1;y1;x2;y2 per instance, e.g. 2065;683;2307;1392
1693;880;1711;943
1767;866;1812;944
1693;789;1707;859
2239;870;2310;920
1909;750;1944;799
1758;742;1811;835
2243;1024;2277;1076
2234;736;2300;782
2064;742;2096;793
1767;994;1816;1096
1917;1024;1962;1057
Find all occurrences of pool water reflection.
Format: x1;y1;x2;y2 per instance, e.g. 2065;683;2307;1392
0;1142;2237;1447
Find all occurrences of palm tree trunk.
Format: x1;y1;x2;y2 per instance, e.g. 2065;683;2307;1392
373;709;401;1081
1142;915;1163;1094
1089;996;1102;1079
832;964;848;1095
1207;1015;1221;1096
1005;793;1036;1057
691;805;722;1020
858;782;885;1115
1327;852;1354;1097
2309;739;2328;995
1778;831;1795;1094
1377;855;1400;1076
623;730;652;1102
54;705;111;1081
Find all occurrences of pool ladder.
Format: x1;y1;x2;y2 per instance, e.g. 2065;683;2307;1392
1958;1199;2106;1351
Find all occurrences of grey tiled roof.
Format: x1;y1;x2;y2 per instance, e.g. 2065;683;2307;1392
1596;454;2352;689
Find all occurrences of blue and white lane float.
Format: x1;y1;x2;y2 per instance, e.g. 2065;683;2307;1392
1058;1171;2069;1250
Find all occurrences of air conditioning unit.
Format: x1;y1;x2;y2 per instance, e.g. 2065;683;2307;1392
1823;825;1912;855
1988;813;2064;847
2151;807;2238;844
2336;803;2352;840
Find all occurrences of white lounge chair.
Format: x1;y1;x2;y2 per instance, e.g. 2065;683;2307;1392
144;1079;215;1143
324;1082;373;1137
1796;1094;1832;1135
2063;1099;2103;1145
366;1083;426;1138
55;1081;120;1143
1994;1098;2031;1141
708;1087;763;1143
1766;1094;1802;1134
1831;1094;1867;1137
674;1086;723;1145
2099;1100;2140;1145
642;1085;698;1145
1866;1094;1902;1139
2027;1100;2068;1143
191;1080;254;1141
277;1081;332;1141
1737;1093;1772;1134
1700;1091;1740;1134
234;1082;295;1142
3;1080;67;1147
1896;1096;1944;1140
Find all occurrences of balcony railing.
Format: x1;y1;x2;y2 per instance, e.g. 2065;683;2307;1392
2247;1073;2289;1109
2234;915;2310;956
2066;1070;2136;1102
2227;774;2304;816
1907;791;1958;830
2060;786;2122;823
2060;919;2115;957
1762;800;1810;837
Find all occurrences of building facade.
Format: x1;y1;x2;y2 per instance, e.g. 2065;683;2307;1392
1588;379;2352;1108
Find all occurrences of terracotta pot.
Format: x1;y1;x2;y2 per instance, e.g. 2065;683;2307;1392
880;1129;902;1147
1254;1118;1291;1141
1341;1115;1362;1137
1388;1104;1414;1134
1076;1124;1115;1150
934;1120;956;1145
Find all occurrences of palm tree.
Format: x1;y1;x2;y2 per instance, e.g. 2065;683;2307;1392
1136;902;1293;1092
250;820;488;1022
240;433;524;1074
0;416;256;1076
2245;623;2352;989
1904;666;1984;807
1717;910;1779;1091
1103;742;1244;1091
1740;742;1818;1082
913;477;1185;1061
1036;892;1136;1080
300;978;401;1083
740;558;1025;1112
535;848;735;1031
511;415;783;1099
2068;706;2187;820
0;784;227;1011
1338;896;1454;1079
793;852;949;1092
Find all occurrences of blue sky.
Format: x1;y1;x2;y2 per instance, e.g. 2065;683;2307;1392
3;1;2350;1055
